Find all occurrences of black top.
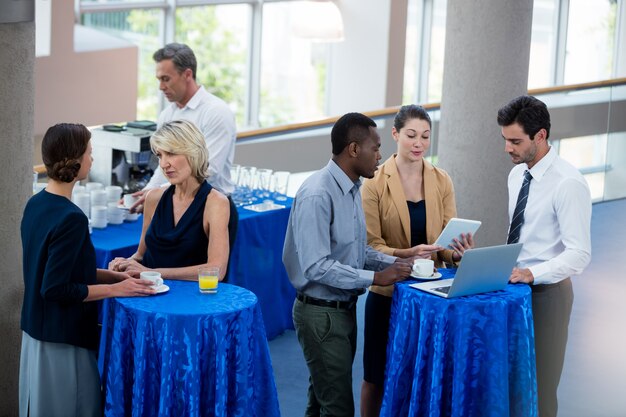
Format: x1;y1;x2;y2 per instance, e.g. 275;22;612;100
407;200;427;247
21;190;98;350
143;181;212;268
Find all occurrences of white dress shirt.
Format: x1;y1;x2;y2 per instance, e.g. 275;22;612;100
146;86;236;195
508;146;592;285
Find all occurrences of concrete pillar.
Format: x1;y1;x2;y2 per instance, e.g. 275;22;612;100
0;1;35;414
437;0;533;246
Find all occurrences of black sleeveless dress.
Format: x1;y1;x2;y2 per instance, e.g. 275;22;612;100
143;181;212;268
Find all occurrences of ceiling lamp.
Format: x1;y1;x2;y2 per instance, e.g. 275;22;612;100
291;0;345;43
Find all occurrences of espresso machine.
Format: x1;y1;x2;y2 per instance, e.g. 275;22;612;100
89;122;156;191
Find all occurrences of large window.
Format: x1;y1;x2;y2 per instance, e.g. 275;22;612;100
563;0;618;84
528;0;558;88
79;0;331;128
403;0;447;104
81;9;162;120
175;5;250;127
260;3;330;127
403;0;621;104
77;0;623;134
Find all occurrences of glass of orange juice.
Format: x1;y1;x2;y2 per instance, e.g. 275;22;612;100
198;266;219;294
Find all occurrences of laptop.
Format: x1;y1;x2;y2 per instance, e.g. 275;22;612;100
410;243;523;298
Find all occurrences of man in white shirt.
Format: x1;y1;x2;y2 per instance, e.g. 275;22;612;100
498;95;592;417
130;43;236;212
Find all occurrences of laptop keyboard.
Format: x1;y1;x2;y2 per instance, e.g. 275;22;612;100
433;286;451;294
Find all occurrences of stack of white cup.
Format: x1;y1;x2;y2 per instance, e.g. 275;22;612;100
90;205;107;228
105;185;123;203
107;202;125;225
73;192;90;217
90;189;107;207
85;182;104;193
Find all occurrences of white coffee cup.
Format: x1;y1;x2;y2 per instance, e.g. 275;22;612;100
85;182;104;193
105;185;123;203
123;194;139;208
413;259;435;277
140;271;163;288
125;212;140;222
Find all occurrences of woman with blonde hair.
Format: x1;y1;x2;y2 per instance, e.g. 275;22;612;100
109;119;230;280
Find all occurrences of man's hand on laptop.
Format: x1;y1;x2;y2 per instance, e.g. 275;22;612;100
373;262;412;286
509;267;534;284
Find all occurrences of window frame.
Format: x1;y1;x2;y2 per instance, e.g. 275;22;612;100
77;0;297;127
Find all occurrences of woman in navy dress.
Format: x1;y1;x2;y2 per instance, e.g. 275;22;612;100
109;120;230;281
19;123;155;417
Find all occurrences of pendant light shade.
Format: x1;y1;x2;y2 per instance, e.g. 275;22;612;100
291;1;345;42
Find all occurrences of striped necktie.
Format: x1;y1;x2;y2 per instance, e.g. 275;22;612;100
507;170;533;244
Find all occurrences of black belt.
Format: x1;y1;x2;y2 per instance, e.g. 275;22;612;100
296;293;357;309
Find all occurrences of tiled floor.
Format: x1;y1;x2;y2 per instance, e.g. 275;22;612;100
269;197;626;417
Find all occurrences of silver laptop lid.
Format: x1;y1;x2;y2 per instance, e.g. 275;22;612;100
447;243;523;297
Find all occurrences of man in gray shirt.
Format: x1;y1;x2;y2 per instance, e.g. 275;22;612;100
283;112;412;417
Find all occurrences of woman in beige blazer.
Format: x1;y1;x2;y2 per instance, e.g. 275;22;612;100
360;105;474;417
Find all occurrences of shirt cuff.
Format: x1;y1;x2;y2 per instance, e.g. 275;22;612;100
358;269;375;288
529;263;551;285
383;254;397;266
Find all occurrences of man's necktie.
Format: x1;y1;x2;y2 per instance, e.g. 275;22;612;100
507;170;533;244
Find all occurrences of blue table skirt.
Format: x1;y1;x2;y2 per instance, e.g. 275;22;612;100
381;270;537;417
229;201;296;339
90;198;296;340
98;281;281;417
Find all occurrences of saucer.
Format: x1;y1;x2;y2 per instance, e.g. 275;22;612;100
154;284;169;294
117;205;130;211
410;272;442;280
243;202;286;212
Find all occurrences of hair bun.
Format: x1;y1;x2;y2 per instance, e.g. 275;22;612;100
51;159;81;183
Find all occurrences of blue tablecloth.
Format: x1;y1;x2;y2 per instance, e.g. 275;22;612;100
89;198;296;340
98;281;281;417
381;270;537;417
90;218;146;268
229;200;296;340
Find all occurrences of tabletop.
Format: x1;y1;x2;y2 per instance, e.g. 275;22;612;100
381;270;537;417
98;281;281;417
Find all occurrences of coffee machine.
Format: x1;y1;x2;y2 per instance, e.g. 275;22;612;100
90;123;156;191
120;149;155;193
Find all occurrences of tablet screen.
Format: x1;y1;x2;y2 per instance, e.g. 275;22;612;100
434;218;481;248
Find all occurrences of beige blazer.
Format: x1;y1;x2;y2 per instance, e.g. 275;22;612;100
362;155;457;297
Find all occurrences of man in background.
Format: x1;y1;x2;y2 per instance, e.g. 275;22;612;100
283;112;412;417
498;95;592;417
129;43;238;253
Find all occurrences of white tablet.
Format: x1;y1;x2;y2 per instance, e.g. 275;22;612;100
434;218;481;248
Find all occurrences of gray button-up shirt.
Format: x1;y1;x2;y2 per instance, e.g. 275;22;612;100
283;160;396;302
